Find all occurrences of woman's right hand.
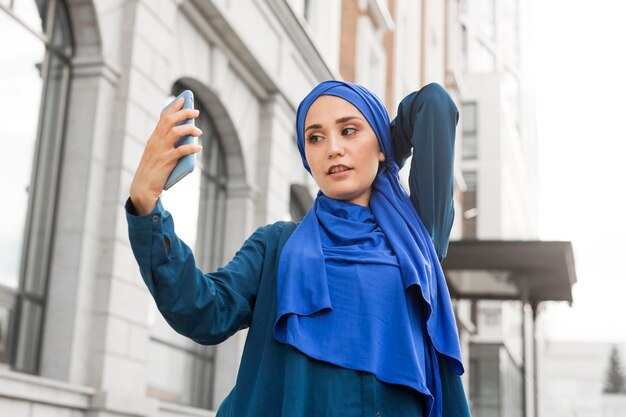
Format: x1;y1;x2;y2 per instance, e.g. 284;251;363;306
129;97;203;216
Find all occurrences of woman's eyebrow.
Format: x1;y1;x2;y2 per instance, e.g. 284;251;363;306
335;115;363;124
304;116;363;133
305;123;322;133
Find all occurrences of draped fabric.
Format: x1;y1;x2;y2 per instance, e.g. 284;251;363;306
274;81;463;417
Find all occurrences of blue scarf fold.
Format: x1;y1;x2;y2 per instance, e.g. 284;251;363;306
274;81;463;417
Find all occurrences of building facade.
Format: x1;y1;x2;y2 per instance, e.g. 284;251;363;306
456;1;543;417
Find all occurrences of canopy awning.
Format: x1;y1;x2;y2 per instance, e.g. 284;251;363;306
442;240;577;303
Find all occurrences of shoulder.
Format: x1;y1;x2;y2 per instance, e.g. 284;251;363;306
244;221;298;264
253;221;297;245
257;220;298;244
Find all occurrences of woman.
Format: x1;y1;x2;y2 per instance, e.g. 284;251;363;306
126;81;471;417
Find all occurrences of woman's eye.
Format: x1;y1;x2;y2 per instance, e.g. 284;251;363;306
307;134;323;144
342;127;357;136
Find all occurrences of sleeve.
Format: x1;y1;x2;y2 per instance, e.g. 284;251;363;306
390;82;459;261
125;198;267;345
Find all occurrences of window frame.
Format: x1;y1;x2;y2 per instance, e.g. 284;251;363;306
0;0;74;374
462;101;478;160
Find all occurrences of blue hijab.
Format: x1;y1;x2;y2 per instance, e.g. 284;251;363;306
274;81;463;415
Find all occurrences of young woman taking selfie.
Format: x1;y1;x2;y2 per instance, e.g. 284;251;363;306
126;80;471;417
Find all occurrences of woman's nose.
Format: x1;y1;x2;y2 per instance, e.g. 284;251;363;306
326;135;344;158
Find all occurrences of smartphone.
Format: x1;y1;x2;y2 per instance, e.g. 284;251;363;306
162;89;196;190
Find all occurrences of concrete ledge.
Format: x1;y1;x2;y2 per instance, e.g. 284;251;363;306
159;401;216;417
0;368;95;409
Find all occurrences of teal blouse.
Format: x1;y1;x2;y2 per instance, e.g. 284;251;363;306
126;205;469;417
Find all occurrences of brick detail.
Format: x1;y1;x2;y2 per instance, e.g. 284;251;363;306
340;0;359;81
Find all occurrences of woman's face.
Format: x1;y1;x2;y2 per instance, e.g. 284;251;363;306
304;95;385;207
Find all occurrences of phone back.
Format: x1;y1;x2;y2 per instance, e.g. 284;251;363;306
162;90;195;190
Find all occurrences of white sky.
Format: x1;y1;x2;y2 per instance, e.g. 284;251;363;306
531;0;626;342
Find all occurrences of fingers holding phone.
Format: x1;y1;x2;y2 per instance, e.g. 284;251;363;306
130;91;202;216
161;91;200;190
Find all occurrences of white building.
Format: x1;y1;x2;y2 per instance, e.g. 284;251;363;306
441;1;575;417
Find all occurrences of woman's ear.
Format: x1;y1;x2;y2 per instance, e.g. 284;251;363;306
378;150;385;162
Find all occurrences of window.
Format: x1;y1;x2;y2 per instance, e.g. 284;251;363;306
500;342;523;417
303;0;311;20
0;0;73;373
462;170;478;238
461;102;478;239
470;343;523;417
470;343;501;417
148;86;227;408
461;25;468;72
462;102;478;160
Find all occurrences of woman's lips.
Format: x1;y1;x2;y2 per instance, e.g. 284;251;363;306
327;166;352;178
327;164;352;175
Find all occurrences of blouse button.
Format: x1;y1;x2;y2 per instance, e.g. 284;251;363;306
151;215;159;222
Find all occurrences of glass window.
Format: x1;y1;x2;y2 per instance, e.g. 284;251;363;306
470;343;501;416
0;0;73;374
0;291;13;363
148;87;227;409
0;9;44;292
303;0;311;20
463;170;477;193
461;25;468;73
462;102;478;160
462;170;477;238
500;345;523;417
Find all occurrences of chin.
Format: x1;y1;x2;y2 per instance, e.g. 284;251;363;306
323;188;369;205
323;188;356;201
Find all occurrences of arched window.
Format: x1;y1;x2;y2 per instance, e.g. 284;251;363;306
147;85;227;408
0;0;73;373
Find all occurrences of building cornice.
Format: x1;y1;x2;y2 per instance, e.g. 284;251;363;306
184;0;338;106
184;0;278;100
263;0;339;80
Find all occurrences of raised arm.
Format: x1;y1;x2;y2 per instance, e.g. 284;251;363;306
126;94;262;344
126;199;268;344
390;83;459;260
